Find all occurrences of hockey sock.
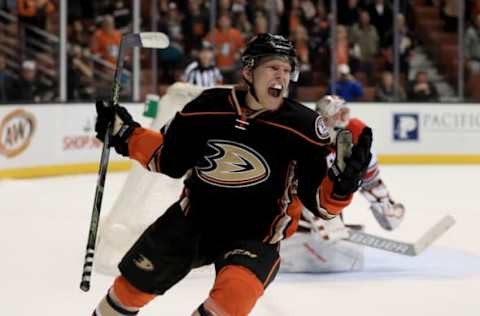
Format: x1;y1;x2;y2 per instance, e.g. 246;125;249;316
196;265;264;316
93;276;155;316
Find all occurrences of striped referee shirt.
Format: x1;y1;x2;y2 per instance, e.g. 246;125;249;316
183;61;223;88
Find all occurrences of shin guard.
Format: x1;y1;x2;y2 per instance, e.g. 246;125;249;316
199;265;264;316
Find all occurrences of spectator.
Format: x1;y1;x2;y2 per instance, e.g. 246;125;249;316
182;0;209;54
471;0;480;23
337;0;361;27
310;2;330;78
407;70;439;102
297;0;316;28
205;13;245;83
465;13;480;74
157;2;185;83
441;0;459;33
35;0;55;30
234;10;253;39
367;0;393;47
349;10;379;83
68;19;90;47
11;60;49;102
17;0;55;51
0;54;17;103
327;64;364;101
252;13;267;36
382;13;414;76
218;0;232;16
109;0;130;30
310;1;330;51
182;42;223;87
291;24;311;84
375;71;407;102
17;0;55;30
335;25;350;67
67;45;94;101
90;15;122;65
263;0;284;34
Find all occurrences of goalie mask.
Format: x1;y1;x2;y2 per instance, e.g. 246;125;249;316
315;95;350;139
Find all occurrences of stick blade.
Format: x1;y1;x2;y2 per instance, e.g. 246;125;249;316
413;215;456;255
139;32;169;48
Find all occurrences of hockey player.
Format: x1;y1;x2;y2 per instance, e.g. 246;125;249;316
316;94;405;231
280;95;405;273
92;34;372;316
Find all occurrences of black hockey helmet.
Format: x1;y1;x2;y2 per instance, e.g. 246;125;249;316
241;33;299;82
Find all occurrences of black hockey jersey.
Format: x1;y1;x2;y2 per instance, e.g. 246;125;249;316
128;87;352;243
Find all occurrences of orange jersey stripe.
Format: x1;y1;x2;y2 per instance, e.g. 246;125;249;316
257;119;330;146
128;128;164;168
112;276;155;308
284;195;303;238
318;177;352;215
263;257;281;287
178;111;236;117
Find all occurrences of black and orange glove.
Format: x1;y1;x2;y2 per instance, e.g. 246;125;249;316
329;127;372;199
95;100;140;156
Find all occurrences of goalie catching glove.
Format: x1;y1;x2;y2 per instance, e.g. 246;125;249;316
95;100;140;156
360;179;405;231
329;127;373;199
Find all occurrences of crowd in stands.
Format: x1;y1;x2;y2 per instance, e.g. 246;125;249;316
0;0;480;103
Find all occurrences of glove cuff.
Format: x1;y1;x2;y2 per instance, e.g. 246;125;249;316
113;122;140;156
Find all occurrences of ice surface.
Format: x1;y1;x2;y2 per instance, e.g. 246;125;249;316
1;165;479;315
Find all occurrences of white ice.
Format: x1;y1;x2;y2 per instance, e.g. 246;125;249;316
1;165;479;315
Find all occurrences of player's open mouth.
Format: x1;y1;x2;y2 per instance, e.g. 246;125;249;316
268;84;283;98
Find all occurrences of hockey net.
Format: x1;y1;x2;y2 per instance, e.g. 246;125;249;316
94;82;205;276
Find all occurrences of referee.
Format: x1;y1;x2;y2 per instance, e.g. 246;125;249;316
182;42;223;87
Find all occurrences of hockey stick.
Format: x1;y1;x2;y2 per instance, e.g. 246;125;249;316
79;32;169;292
345;215;455;256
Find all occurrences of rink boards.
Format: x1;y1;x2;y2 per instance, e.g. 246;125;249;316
1;102;480;178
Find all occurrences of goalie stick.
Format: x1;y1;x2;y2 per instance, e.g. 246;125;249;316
79;32;169;292
345;215;455;256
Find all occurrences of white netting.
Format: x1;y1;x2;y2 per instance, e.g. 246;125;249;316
95;82;205;276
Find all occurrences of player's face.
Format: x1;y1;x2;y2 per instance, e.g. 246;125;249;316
248;57;292;110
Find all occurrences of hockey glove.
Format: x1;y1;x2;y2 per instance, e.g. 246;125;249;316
361;179;405;231
329;127;372;199
95;100;140;156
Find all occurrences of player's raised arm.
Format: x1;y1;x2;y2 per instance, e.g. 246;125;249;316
320;127;372;219
316;95;405;230
95;100;165;171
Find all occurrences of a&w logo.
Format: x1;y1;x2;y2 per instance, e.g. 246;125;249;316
196;140;270;188
0;109;36;158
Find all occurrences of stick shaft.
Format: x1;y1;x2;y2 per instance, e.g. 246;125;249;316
79;37;129;292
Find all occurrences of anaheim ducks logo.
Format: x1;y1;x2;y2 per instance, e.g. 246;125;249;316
196;140;270;188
